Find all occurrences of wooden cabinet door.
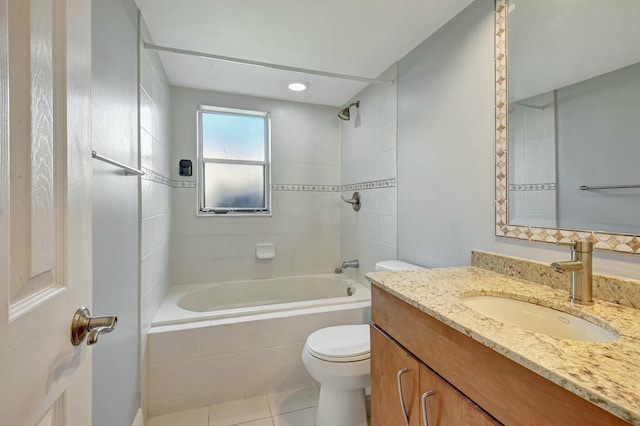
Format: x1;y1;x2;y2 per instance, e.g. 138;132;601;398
371;326;421;426
419;364;501;426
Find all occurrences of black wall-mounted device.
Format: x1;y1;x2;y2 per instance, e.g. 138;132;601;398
179;159;192;176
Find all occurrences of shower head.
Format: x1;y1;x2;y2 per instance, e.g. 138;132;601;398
338;101;360;121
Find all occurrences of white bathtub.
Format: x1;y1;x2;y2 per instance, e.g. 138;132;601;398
152;273;369;326
147;273;371;415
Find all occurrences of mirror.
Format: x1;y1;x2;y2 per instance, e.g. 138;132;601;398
495;0;640;253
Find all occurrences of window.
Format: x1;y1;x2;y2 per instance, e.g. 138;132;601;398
197;105;271;215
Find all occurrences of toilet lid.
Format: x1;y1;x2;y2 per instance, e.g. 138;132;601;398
305;324;370;362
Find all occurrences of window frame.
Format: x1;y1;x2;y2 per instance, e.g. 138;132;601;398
196;105;272;216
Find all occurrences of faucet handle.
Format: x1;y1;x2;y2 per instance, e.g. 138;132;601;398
557;239;593;253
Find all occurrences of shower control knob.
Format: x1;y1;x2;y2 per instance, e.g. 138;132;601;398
70;307;118;346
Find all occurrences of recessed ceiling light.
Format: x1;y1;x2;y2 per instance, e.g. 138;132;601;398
288;81;309;92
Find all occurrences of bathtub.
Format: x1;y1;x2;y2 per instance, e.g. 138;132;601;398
152;273;370;326
147;273;371;415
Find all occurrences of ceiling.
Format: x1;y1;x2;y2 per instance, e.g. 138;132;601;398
135;0;474;107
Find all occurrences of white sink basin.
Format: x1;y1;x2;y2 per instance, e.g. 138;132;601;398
462;295;618;342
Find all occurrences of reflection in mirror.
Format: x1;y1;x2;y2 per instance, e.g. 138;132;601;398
494;0;640;253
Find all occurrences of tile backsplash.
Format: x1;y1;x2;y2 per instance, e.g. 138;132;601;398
472;250;640;309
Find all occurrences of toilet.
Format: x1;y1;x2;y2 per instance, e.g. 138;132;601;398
301;260;424;426
373;259;425;273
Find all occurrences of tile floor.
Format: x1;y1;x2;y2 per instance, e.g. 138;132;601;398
148;386;320;426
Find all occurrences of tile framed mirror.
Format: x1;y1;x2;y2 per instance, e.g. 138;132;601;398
494;0;640;254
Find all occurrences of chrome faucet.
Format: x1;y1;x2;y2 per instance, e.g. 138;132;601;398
341;259;359;269
551;239;594;305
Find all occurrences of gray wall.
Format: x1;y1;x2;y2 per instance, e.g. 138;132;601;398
91;0;140;425
397;0;640;279
557;62;640;233
397;0;495;268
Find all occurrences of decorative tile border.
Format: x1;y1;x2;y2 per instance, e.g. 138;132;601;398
272;179;396;192
493;0;640;254
171;180;197;189
342;178;396;192
143;168;395;193
271;184;341;192
141;167;171;186
141;167;196;188
509;183;556;191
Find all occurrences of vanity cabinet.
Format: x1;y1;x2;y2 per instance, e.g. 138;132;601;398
419;362;498;425
371;285;631;426
371;326;498;426
371;325;420;425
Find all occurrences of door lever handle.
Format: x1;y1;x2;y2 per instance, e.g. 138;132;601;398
71;307;117;346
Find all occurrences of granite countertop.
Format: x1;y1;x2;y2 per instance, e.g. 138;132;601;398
366;266;640;425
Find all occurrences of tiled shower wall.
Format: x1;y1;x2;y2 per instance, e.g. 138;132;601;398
340;65;399;283
508;91;557;228
139;22;172;338
170;88;342;285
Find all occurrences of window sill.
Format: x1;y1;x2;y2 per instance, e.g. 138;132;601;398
196;210;272;217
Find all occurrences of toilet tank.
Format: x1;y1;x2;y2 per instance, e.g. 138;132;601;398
374;260;424;272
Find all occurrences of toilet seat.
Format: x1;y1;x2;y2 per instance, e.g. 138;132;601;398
305;324;370;362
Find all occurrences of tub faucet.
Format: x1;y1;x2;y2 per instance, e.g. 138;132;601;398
551;239;594;305
341;259;359;269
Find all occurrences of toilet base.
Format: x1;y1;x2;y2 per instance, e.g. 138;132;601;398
316;385;367;426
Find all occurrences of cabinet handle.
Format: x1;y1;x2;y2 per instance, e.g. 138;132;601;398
396;368;410;426
421;390;435;426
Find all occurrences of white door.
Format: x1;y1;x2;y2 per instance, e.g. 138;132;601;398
0;0;93;424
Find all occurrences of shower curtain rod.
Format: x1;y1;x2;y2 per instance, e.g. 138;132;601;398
144;42;394;86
